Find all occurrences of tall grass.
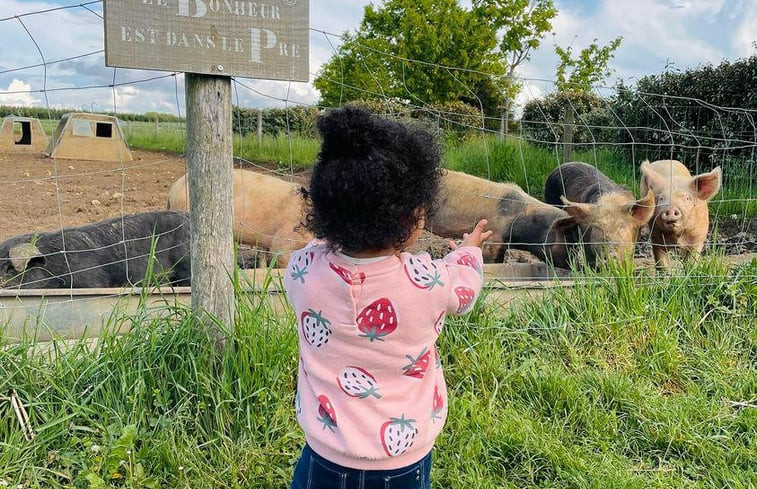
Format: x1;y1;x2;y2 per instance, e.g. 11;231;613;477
232;133;319;171
1;257;755;488
122;121;318;170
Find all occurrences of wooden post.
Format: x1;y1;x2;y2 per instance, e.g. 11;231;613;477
562;107;575;163
257;109;263;145
185;73;235;342
499;101;510;140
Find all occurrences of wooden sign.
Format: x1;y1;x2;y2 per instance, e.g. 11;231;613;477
104;0;309;81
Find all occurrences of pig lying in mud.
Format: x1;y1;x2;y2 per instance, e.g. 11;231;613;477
167;169;310;267
429;170;582;268
640;159;722;268
0;211;191;288
544;161;655;265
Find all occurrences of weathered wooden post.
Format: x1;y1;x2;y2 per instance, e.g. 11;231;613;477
185;74;235;333
257;109;263;145
499;101;510;140
104;0;310;343
562;107;575;162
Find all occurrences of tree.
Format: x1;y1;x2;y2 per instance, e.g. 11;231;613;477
554;37;623;93
314;0;507;116
472;0;558;136
551;37;621;161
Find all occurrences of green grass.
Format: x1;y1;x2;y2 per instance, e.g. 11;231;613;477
122;121;319;170
1;257;755;488
232;133;319;171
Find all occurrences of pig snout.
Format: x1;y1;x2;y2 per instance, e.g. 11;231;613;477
656;205;682;231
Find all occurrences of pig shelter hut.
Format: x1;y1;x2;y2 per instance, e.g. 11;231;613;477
0;116;49;153
46;112;133;162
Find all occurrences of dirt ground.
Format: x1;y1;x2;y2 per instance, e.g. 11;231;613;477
0;150;754;266
0;150;186;242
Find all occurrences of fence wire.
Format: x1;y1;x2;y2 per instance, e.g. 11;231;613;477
0;0;754;298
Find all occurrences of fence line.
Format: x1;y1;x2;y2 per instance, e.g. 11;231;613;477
0;0;754;292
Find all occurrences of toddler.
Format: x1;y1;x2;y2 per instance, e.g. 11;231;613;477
285;106;491;489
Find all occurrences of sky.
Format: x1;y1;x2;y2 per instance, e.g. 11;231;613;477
0;0;755;115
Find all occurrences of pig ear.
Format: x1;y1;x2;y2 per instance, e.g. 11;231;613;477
560;196;594;224
8;243;43;272
628;189;655;225
551;216;578;240
691;167;722;201
640;160;666;190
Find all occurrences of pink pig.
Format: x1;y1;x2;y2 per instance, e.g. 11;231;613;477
640;160;722;268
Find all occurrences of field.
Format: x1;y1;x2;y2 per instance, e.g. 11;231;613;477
0;129;755;488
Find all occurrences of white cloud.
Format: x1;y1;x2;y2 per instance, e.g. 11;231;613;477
598;0;726;66
0;79;41;106
732;2;757;57
519;0;737;90
113;86;140;111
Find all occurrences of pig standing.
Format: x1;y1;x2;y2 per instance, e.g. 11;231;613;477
639;159;722;268
429;170;582;268
0;211;191;288
544;161;655;265
167;169;310;267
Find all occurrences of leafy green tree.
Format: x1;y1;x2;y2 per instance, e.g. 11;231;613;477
554;37;623;93
472;0;557;136
314;0;507;116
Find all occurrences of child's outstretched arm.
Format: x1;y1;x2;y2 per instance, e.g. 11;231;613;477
442;219;492;316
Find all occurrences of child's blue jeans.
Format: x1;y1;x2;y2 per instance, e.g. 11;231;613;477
290;443;432;489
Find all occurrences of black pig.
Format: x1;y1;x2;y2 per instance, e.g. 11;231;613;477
544;161;654;265
0;211;191;288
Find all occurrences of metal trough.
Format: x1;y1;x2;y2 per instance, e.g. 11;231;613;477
0;263;572;344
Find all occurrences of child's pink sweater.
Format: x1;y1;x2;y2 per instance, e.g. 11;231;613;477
284;241;485;470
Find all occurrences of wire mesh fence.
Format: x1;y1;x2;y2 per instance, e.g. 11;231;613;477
0;0;754;293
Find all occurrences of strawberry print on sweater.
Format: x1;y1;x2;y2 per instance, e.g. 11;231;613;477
402;347;431;379
380;414;418;457
433;310;444;335
329;262;366;285
337;366;382;399
404;256;444;290
290;251;314;284
301;309;332;348
356;298;398;342
456;252;483;276
431;385;444;422
317;395;338;433
454;286;476;314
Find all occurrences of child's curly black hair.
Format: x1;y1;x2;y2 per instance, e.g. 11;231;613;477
302;106;444;253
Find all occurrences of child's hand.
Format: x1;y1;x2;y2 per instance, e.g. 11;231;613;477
449;219;493;250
